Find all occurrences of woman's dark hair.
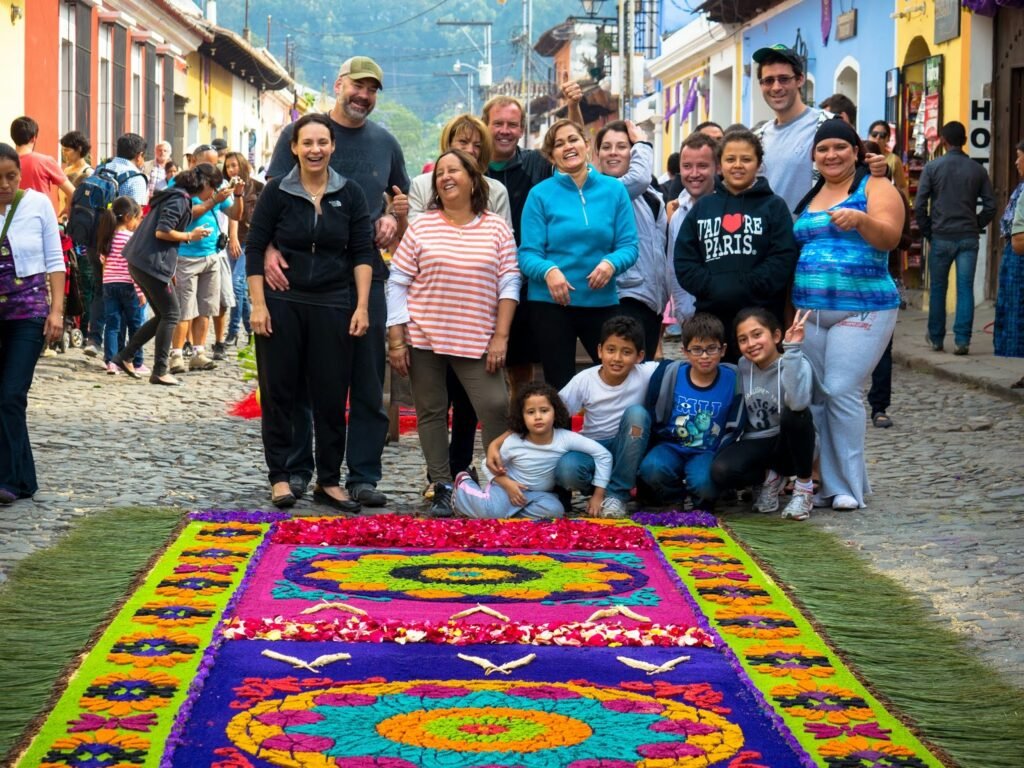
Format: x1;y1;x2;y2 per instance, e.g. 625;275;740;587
173;163;222;195
222;151;251;182
718;128;764;165
541;119;587;163
60;130;92;158
96;196;142;258
1016;140;1024;155
868;119;890;140
290;113;334;153
164;161;178;176
429;148;489;215
0;143;20;167
507;382;572;437
595;120;632;151
734;306;784;353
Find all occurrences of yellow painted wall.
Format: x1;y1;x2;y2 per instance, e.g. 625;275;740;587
185;53;237;145
894;5;973;128
0;0;26;142
895;6;976;318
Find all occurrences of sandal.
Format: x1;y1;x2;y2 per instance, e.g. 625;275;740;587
871;411;893;429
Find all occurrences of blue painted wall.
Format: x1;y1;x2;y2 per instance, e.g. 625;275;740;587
740;2;894;135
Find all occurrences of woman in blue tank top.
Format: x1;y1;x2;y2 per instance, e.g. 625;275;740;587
791;119;904;511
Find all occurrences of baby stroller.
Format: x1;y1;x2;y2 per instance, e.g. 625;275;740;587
55;232;85;353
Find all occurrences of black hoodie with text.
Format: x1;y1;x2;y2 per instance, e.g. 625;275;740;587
674;176;798;342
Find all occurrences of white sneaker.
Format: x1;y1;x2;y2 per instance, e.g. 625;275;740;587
753;474;786;514
83;343;99;358
598;497;628;519
781;490;813;521
832;494;860;511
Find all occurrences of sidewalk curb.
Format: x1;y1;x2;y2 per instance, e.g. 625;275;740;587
892;350;1024;405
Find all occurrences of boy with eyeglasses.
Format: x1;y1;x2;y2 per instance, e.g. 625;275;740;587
636;313;743;509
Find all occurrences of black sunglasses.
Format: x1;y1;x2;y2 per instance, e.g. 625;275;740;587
869;131;888;139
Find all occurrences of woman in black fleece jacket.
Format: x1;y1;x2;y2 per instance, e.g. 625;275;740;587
245;113;376;510
674;129;799;361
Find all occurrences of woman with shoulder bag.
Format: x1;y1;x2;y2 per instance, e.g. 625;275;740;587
0;143;66;503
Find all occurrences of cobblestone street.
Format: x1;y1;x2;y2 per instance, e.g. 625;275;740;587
2;339;1023;688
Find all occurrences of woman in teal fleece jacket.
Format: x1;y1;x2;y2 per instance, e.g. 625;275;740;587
518;119;638;388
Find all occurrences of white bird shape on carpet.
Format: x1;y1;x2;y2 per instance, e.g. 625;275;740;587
261;649;352;673
616;654;691;675
449;604;511;622
299;601;368;616
457;652;537;676
585;606;652;623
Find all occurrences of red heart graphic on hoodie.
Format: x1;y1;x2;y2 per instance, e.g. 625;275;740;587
722;213;743;234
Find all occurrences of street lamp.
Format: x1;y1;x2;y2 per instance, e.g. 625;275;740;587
579;0;607;17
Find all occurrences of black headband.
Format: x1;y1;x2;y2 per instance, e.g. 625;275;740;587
813;117;861;149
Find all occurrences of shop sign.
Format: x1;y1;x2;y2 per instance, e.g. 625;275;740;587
934;0;961;44
837;10;857;41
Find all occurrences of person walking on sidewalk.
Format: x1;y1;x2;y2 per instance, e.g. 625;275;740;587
995;140;1024;389
914;121;995;355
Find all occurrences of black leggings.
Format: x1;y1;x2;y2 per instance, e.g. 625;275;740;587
256;299;354;487
121;265;181;376
711;408;815;491
529;301;617;389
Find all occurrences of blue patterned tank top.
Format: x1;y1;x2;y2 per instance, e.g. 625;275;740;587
792;175;900;311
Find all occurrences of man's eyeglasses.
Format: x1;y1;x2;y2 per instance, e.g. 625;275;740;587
758;75;796;87
686;345;723;357
869;131;888;139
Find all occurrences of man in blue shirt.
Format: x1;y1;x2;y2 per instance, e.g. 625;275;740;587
168;144;244;373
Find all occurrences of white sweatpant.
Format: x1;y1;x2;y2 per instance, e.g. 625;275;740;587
802;309;898;507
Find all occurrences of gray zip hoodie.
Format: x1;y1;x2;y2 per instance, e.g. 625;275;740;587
738;342;822;440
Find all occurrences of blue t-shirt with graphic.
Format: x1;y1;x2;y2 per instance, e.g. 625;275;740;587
656;364;737;455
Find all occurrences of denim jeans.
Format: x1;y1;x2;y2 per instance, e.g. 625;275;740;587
927;237;979;348
637;444;716;504
228;254;250;338
0;317;45;497
103;283;144;366
554;404;651;501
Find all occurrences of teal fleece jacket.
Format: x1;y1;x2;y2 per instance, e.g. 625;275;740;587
517;166;639;307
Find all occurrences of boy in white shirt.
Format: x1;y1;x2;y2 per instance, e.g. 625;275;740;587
488;316;657;518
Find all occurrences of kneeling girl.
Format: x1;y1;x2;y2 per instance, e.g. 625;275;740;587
453;383;612;519
711;307;819;520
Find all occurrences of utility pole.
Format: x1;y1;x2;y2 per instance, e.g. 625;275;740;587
242;0;250;42
622;0;634;120
522;0;532;148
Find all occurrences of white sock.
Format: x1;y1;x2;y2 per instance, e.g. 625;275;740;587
193;345;205;354
794;479;814;494
764;469;781;485
170;349;183;357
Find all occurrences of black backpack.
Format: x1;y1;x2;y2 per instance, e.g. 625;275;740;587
66;164;145;250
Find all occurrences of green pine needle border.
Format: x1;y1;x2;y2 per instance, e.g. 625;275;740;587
726;514;1024;768
0;507;183;762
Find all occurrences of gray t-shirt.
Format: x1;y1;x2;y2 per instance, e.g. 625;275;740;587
759;107;823;213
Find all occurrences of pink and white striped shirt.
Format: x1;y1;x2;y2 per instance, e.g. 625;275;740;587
102;230;134;284
387;210;520;358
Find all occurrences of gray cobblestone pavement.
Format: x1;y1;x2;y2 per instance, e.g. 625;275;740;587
1;328;1022;688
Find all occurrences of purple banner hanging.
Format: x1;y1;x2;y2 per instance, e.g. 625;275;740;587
822;0;832;45
679;78;699;123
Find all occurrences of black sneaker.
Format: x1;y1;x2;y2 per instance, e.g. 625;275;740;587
429;482;454;517
212;342;227;360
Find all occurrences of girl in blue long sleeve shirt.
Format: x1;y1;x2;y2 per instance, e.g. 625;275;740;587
517;119;638;387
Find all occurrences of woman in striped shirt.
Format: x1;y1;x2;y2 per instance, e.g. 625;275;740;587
387;148;521;516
